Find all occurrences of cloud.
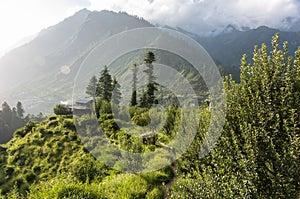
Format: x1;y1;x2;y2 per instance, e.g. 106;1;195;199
0;0;299;55
88;0;300;33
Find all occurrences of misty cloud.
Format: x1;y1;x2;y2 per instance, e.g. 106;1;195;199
88;0;300;33
0;0;299;54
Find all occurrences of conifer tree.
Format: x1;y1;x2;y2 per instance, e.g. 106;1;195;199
140;51;157;108
16;101;25;118
1;102;12;125
86;75;98;101
112;77;121;105
96;66;113;101
130;63;138;106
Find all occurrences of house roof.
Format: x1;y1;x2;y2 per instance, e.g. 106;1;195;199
75;98;92;104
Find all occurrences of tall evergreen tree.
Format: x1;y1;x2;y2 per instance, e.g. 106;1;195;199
1;102;12;125
140;51;157;108
144;51;156;84
112;77;121;105
16;101;24;118
131;63;138;106
86;75;98;101
96;66;113;101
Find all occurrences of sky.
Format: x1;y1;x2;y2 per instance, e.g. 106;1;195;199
0;0;300;55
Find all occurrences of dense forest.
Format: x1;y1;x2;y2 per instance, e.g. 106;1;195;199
0;34;299;198
0;102;44;144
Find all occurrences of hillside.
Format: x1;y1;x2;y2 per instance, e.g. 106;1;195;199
0;114;174;198
0;9;153;113
0;33;299;198
197;26;300;68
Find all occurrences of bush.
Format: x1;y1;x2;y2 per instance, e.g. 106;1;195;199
56;185;100;199
24;171;36;183
62;119;76;131
53;104;72;115
99;174;149;198
27;174;102;199
146;187;164;199
69;154;107;183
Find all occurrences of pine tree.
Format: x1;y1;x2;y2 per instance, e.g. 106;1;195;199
1;102;12;125
140;51;157;108
96;66;113;101
112;77;121;105
144;51;156;84
86;75;98;101
16;101;24;118
130;63;138;106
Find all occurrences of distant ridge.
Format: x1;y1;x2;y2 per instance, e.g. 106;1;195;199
0;9;300;113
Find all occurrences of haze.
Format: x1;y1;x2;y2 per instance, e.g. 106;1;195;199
0;0;299;56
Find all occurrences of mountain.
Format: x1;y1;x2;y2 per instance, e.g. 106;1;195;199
197;26;300;69
288;19;300;32
221;24;238;34
0;9;153;113
1;9;300;113
166;25;300;80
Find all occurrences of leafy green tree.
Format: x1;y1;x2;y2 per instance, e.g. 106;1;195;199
235;34;300;198
175;34;300;198
0;101;27;143
96;66;113;101
86;75;98;101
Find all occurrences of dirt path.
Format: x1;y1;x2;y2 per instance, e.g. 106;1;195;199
157;141;177;199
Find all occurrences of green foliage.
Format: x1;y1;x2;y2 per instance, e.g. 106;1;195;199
0;116;112;195
131;110;151;126
98;174;149;198
146;187;164;199
174;34;300;198
112;77;121;105
144;51;156;64
231;33;300;198
85;75;97;99
140;51;157;108
16;102;25;118
0;101;27;143
53;104;71;116
130;91;137;106
163;105;181;137
69;154;107;183
3;34;300;198
130;63;138;106
96;66;113;101
27;174;102;199
6;184;24;199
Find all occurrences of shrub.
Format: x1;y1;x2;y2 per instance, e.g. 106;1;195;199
27;174;102;199
99;174;149;198
53;104;72;116
24;171;36;183
146;187;164;199
62;119;76;131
